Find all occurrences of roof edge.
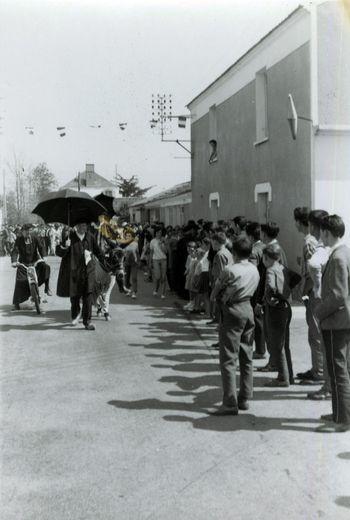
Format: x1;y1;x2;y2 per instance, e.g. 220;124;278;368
187;5;305;109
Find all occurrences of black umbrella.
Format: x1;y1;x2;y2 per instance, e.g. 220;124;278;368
32;189;108;227
94;193;115;217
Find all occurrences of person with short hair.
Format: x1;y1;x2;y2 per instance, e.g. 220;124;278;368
294;207;323;386
124;229;140;299
303;210;332;399
56;220;105;331
233;216;248;236
258;222;288;372
150;227;167;298
247;222;266;359
261;222;288;267
210;236;260;415
262;243;294;387
183;241;198;311
209;232;233;332
315;215;350;432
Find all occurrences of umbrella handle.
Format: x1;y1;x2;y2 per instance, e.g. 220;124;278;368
68;200;70;228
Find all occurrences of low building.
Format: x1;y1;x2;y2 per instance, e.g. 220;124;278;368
60;164;117;198
187;0;350;270
129;181;192;226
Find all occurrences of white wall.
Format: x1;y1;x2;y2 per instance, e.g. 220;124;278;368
313;1;350;240
314;132;350;239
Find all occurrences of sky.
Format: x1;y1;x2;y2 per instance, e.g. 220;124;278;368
0;0;302;196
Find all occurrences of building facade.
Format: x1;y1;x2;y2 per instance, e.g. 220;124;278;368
60;164;118;198
129;182;192;226
188;1;350;270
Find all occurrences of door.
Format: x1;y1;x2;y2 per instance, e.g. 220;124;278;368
257;192;269;223
210;199;219;223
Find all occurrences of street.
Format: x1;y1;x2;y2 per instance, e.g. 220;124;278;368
1;256;349;520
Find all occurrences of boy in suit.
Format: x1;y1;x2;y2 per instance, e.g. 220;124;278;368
316;215;350;432
294;207;323;385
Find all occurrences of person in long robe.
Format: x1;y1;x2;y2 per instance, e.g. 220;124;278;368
11;223;51;310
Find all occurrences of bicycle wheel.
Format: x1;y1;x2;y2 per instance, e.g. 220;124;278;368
30;284;41;314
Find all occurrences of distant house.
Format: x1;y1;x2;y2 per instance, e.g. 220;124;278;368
187;0;350;271
60;164;117;198
129;182;192;225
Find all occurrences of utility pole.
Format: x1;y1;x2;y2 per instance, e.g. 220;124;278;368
150;94;192;156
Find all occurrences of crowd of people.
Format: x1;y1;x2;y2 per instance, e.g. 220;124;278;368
6;208;350;433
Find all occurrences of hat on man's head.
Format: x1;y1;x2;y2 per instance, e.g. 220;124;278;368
75;218;90;225
22;223;33;230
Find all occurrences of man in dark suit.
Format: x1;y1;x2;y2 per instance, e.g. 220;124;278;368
315;215;350;432
11;223;51;310
56;220;105;331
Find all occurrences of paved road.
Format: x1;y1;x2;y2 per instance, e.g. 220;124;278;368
1;256;349;520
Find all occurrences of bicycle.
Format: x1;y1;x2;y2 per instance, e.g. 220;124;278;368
14;259;45;314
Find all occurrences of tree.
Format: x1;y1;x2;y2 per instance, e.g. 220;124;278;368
31;163;58;201
115;174;152;198
4;191;18;226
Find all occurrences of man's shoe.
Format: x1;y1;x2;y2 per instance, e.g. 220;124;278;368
297;369;314;380
104;312;111;321
45;289;52;296
153;290;158;296
307;389;332;400
71;314;81;326
84;322;95;331
264;379;289;387
96;307;102;317
131;292;137;299
211;342;220;349
206;319;217;325
299;374;324;386
316;422;350;433
161;294;166;299
253;352;266;360
335;423;350;432
238;399;249;411
257;364;278;372
209;405;238;416
13;303;20;311
320;413;333;422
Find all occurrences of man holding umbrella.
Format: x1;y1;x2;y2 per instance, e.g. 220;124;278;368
32;188;110;329
56;219;105;330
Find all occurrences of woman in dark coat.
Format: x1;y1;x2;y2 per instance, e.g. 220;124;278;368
11;224;51;309
56;222;105;330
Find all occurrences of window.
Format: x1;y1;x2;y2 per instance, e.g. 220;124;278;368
255;68;268;144
209;140;217;164
209;105;218;163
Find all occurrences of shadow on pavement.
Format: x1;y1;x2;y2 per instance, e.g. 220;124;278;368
335;496;350;510
337;452;350;460
107;293;318;433
0;309;73;331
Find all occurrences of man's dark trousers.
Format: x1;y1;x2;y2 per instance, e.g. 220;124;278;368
254;308;266;356
218;301;255;409
70;292;93;326
322;329;350;424
264;302;293;383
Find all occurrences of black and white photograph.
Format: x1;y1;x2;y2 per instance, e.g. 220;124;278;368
1;0;350;518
